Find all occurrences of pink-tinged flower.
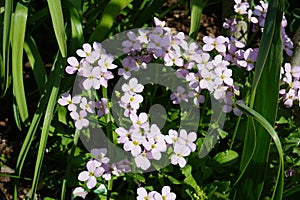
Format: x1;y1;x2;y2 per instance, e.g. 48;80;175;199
160;186;176;200
282;34;293;56
80;97;95;113
181;41;201;62
95;98;109;117
170;143;190;167
212;55;230;69
122;31;142;53
116;127;131;144
164;51;184;67
223;18;238;32
165;129;179;144
170;32;185;52
237;48;258;71
177;129;197;152
82;66;101;90
213;85;228;100
137;187;152;200
76;43;100;64
282;88;296;108
222;93;243;116
136;29;149;44
199;69;216;91
70;110;89;130
98;54;118;70
91;148;110;164
234;0;249;15
65;56;80;74
118;56;138;79
144;138;166;160
130;112;149;129
135;152;151;170
72;187;88;199
203;36;228;53
253;0;268;27
93;42;106;56
170;86;188;104
195;53;211;70
147;34;170;58
188;89;205;106
248;9;258;24
124;132;144;156
121;93;143;109
229;36;245;48
78;160;104;189
186;71;202;90
58;93;81;112
154;17;166;27
214;68;233;86
122;78;144;94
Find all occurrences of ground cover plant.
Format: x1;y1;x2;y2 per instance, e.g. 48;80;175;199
1;0;300;199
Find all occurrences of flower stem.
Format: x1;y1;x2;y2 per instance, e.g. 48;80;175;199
61;129;80;200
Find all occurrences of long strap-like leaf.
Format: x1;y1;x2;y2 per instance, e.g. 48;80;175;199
11;3;29;127
234;0;284;199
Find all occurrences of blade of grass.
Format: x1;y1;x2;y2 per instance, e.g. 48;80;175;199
0;0;13;98
236;103;284;200
24;36;47;93
89;0;133;43
11;3;29;126
189;0;207;40
234;0;284;199
13;54;64;199
66;0;84;53
30;53;64;199
133;0;166;28
47;0;67;58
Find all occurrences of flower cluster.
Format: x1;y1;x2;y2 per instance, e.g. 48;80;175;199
280;63;300;107
137;186;176;200
222;0;297;108
117;17;244;115
58;93;109;130
116;78;197;170
77;148;131;189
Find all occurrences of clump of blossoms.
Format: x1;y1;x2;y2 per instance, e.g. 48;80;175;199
57;0;298;197
136;186;176;200
222;0;296;107
73;148;130;196
115;77;197;170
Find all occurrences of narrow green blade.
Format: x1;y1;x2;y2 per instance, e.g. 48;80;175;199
0;0;13;98
189;0;207;40
24;36;47;93
47;0;67;58
30;53;64;198
89;0;133;43
235;0;284;199
11;3;29;126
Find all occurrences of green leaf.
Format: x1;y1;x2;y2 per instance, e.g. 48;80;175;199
24;36;47;93
189;0;207;40
47;0;67;57
0;0;13;98
182;165;198;190
235;103;284;200
11;3;29;126
67;0;84;52
30;53;64;199
213;150;238;165
89;0;133;43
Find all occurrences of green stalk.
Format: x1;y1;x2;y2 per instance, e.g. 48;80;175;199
234;0;284;199
61;130;80;200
